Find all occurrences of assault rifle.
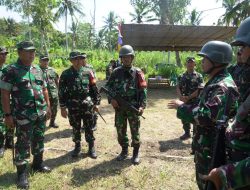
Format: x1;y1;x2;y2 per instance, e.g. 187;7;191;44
100;87;145;119
205;89;233;190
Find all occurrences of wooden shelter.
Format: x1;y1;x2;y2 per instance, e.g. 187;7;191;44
121;24;237;51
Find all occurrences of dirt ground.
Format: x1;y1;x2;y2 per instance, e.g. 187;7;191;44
0;80;198;190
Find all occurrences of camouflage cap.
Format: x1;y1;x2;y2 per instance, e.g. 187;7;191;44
69;51;86;59
186;57;195;62
40;54;49;60
16;41;36;51
0;47;8;54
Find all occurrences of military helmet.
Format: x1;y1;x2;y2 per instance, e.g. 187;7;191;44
119;45;135;58
198;41;232;65
231;17;250;46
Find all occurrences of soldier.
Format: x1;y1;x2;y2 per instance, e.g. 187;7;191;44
168;41;239;190
0;41;52;189
0;47;13;158
39;54;59;128
176;57;203;140
105;45;147;165
59;51;101;159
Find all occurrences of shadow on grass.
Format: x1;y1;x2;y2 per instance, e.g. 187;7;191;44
0;172;16;188
44;128;72;143
158;137;191;152
71;158;131;186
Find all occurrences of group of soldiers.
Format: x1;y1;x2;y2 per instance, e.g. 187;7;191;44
0;40;147;189
168;16;250;190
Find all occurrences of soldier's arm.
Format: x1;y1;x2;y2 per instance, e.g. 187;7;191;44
88;71;101;105
58;73;68;108
55;71;59;88
137;70;147;109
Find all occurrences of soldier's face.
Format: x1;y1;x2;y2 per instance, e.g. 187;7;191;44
240;45;250;63
82;57;86;66
0;52;8;64
201;57;213;73
186;61;195;71
40;59;49;68
121;55;133;67
71;57;83;70
18;49;35;65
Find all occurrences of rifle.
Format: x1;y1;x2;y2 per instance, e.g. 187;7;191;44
100;87;145;119
205;89;233;190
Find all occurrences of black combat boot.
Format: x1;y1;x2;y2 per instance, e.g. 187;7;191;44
71;142;81;158
5;135;14;149
116;146;128;161
49;121;59;128
131;146;140;165
0;146;4;158
16;164;29;189
32;153;51;173
179;131;191;140
88;142;97;159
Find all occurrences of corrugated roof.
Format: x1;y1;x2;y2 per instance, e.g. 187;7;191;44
121;24;237;51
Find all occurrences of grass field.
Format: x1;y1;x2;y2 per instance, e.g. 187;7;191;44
0;81;198;190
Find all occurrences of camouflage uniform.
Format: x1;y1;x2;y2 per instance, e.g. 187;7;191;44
177;71;203;136
58;65;100;145
177;70;238;189
227;63;243;88
105;66;147;148
40;66;59;127
0;59;48;165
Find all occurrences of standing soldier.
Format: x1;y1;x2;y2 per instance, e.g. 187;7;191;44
39;54;59;128
168;41;239;190
105;45;147;165
59;51;101;159
0;47;13;157
0;41;52;189
176;57;203;140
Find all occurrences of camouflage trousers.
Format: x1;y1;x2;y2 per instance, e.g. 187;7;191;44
0;109;13;147
115;109;140;148
49;97;58;124
14;114;46;166
219;157;250;190
181;120;191;133
68;109;95;144
193;126;215;190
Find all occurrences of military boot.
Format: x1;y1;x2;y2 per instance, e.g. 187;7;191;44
0;146;4;158
131;146;140;165
32;153;51;173
116;146;128;161
49;121;59;128
88;142;97;159
179;131;191;140
71;142;81;158
16;164;29;189
5;135;14;149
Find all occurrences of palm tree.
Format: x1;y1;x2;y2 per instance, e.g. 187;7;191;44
129;1;157;23
54;0;84;53
219;0;250;26
102;11;119;51
189;9;203;26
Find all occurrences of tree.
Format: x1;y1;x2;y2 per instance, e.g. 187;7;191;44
189;9;203;26
129;0;157;23
102;11;119;51
218;0;250;26
54;0;85;53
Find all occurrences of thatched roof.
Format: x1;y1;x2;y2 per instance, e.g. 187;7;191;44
121;24;237;51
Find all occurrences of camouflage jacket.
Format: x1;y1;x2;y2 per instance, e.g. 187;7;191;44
0;59;47;118
177;70;238;155
237;61;250;103
58;66;101;110
227;63;243;88
177;70;203;100
105;66;147;109
40;66;59;99
83;64;96;78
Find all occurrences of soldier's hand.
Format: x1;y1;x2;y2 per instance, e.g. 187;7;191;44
201;168;223;190
46;107;52;120
111;99;119;109
138;107;144;115
5;115;15;129
93;105;99;112
61;107;68;118
167;99;184;109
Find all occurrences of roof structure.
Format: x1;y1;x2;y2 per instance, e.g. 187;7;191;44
121;24;237;51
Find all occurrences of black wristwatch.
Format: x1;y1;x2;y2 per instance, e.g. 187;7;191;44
4;113;12;117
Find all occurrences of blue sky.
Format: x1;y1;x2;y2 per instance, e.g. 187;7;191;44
0;0;225;32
